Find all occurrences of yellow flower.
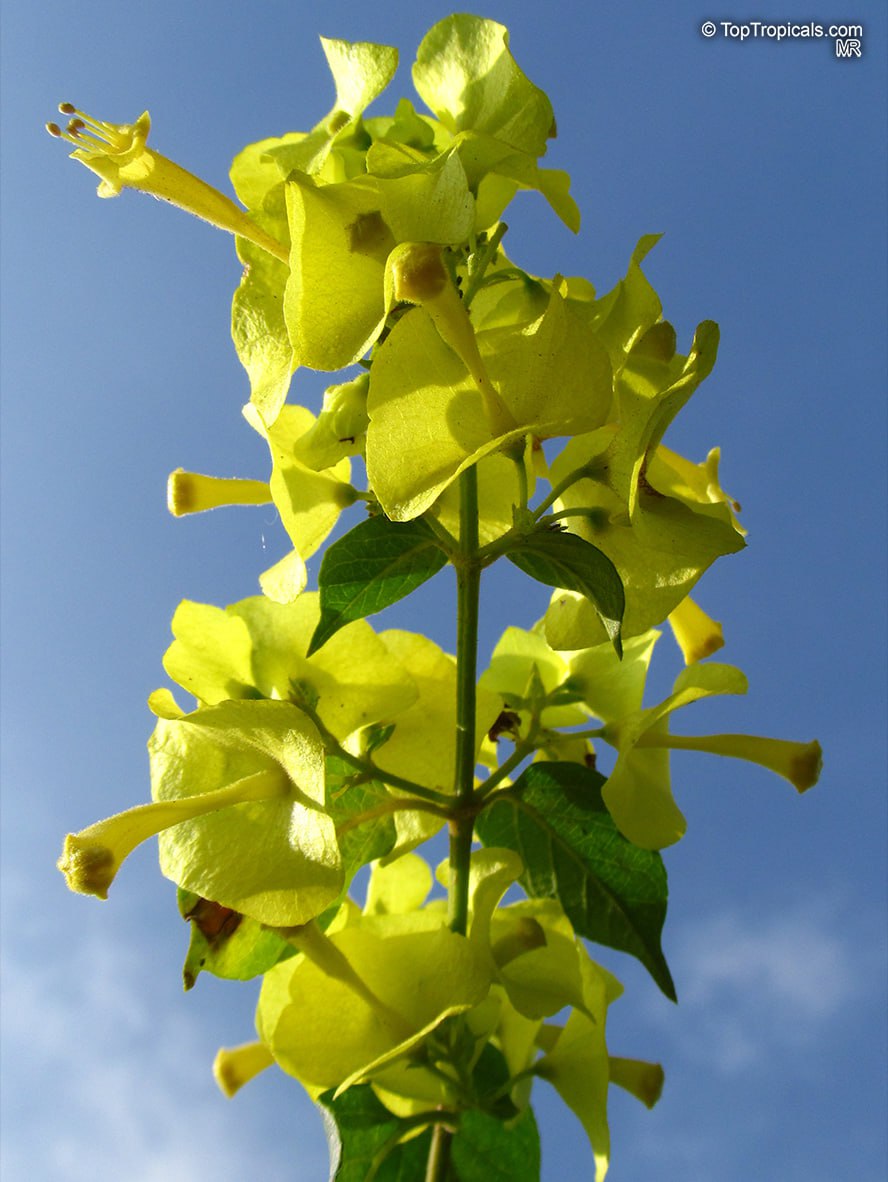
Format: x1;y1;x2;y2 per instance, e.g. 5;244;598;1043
58;767;288;899
47;105;288;263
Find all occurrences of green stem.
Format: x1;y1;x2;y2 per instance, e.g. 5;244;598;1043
425;1123;454;1182
542;507;607;527
427;465;481;1182
449;464;481;936
512;448;530;511
564;725;608;741
334;797;452;839
475;697;545;803
462;222;508;308
369;1112;458;1182
475;740;534;803
532;458;601;521
296;699;452;807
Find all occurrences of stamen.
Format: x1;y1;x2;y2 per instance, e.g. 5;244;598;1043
50;104;134;154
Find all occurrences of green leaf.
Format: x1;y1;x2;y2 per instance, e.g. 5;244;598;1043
309;516;448;654
476;762;675;1000
452;1107;541;1181
319;1084;433;1182
176;888;293;991
319;1084;541;1182
506;531;624;656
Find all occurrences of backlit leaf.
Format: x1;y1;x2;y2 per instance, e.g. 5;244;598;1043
506;531;624;655
476;762;675;999
309;516;449;654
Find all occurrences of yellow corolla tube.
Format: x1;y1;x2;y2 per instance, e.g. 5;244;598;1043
166;469;272;517
388;242;518;439
58;767;288;899
637;731;823;793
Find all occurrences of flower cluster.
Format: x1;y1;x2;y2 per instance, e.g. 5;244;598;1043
53;14;821;1178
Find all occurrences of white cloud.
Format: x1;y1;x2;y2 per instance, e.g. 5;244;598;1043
659;898;865;1074
1;917;327;1182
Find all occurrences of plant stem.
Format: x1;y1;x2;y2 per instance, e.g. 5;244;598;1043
425;1123;453;1182
427;465;481;1182
449;464;481;937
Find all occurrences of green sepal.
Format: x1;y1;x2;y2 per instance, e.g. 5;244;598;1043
283;151;473;373
149;699;339;927
162;593;418;742
228;136;300;426
506;530;625;656
366;290;611;522
455;131;579;232
321;37;399;125
176;887;294;991
413;15;555;159
476;762;675;1000
590;234;663;367
309;516;449;655
231;232;294;427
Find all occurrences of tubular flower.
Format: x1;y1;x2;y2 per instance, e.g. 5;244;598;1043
59;698;344;928
213;1042;276;1098
166;470;271;517
636;731;823;793
58;767;288;900
47;105;289;263
667;594;724;664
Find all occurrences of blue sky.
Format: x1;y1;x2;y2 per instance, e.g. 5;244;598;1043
1;1;886;1179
